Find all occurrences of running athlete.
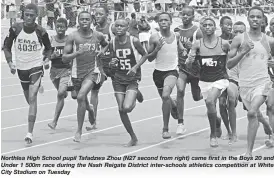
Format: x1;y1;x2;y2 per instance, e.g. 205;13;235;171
48;18;71;129
219;16;234;140
186;17;230;147
3;3;52;144
173;6;203;135
109;19;147;146
88;6;144;130
227;6;274;156
62;11;109;142
148;12;182;139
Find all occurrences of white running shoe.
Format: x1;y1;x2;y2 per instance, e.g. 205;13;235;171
25;133;33;144
176;124;187;135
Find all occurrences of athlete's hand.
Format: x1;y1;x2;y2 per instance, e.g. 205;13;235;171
127;66;137;76
155;37;165;52
185;54;195;68
76;46;89;56
240;40;254;55
44;58;50;70
109;58;119;68
185;41;192;49
8;62;16;74
51;51;59;59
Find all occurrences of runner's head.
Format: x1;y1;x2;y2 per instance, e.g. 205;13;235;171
220;16;232;35
23;3;38;26
55;18;68;36
114;18;129;36
233;21;246;36
158;12;172;30
95;6;109;25
78;11;92;30
261;15;268;33
200;17;216;36
247;6;264;30
270;17;274;34
180;6;194;25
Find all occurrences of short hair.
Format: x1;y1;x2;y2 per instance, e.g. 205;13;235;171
56;18;68;27
182;6;195;15
24;3;38;14
97;5;109;14
220;16;232;25
201;17;216;27
233;21;246;27
248;6;264;17
158;12;172;22
78;11;92;20
131;13;136;19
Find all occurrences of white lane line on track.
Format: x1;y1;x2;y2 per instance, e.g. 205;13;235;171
98;114;249;164
1;84;156;112
1;105;205;155
1;92;191;129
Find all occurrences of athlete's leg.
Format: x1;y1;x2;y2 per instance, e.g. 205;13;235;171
190;77;203;101
25;71;42;144
266;88;274;133
48;77;69;129
86;89;99;131
227;82;238;142
176;71;187;135
244;95;266;156
219;90;230;138
74;78;95;142
205;87;222;147
23;90;30;104
122;86;138;146
160;75;177;139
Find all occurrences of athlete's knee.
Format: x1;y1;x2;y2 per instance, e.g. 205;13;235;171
71;90;77;99
266;102;274;114
123;104;134;113
76;92;86;103
28;94;37;104
57;90;67;99
205;98;215;109
247;110;257;120
177;88;185;98
219;99;227;110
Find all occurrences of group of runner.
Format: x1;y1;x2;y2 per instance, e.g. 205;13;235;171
3;3;274;157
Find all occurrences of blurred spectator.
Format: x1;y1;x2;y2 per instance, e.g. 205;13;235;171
128;12;139;38
37;0;46;26
64;0;77;28
6;0;16;26
138;15;150;52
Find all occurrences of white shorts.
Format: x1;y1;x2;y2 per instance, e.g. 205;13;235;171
139;32;150;43
199;79;229;99
228;65;239;82
239;82;272;110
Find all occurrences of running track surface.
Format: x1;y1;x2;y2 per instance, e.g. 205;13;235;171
1;16;274;177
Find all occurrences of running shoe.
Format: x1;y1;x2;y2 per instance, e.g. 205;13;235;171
176;123;187;135
25;133;33;144
162;132;171;139
210;138;218;148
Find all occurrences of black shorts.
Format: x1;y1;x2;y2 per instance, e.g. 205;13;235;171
153;69;178;89
17;66;44;91
71;72;100;92
112;79;138;94
229;79;238;86
179;69;199;84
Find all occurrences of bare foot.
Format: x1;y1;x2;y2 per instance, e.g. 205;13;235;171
48;122;57;130
73;132;82;142
124;138;138;147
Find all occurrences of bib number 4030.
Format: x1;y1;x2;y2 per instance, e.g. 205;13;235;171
120;59;131;70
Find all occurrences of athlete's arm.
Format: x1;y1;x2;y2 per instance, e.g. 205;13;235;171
98;32;109;57
222;40;231;54
108;39;119;69
132;37;148;69
147;34;165;62
227;35;245;69
40;27;52;60
62;34;81;63
3;25;17;74
175;32;185;51
267;37;274;68
196;29;203;40
3;26;16;64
